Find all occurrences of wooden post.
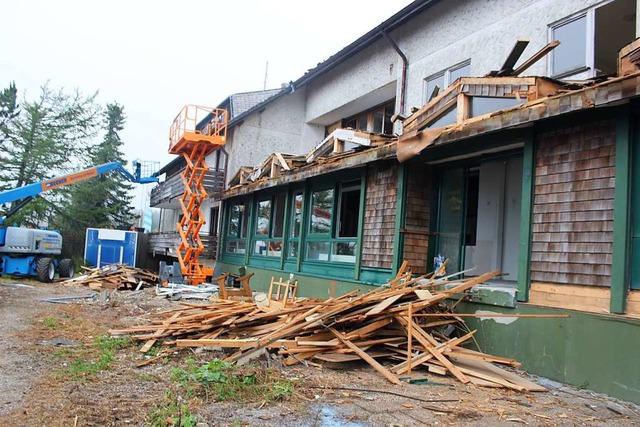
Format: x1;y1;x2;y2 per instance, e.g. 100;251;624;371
517;129;535;302
407;303;413;375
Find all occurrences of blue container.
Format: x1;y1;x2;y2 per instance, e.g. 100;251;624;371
84;228;138;267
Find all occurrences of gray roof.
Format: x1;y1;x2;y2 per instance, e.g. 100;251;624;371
228;89;281;118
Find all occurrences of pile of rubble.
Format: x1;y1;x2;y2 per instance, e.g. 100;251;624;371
62;264;158;290
111;268;548;391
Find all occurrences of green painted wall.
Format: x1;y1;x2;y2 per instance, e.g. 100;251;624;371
457;301;640;404
217;262;378;299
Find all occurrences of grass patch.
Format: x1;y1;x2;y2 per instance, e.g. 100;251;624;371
170;358;294;403
42;316;59;329
148;391;198;427
57;335;131;379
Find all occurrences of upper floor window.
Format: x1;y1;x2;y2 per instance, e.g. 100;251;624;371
550;0;636;79
424;60;471;103
343;100;395;135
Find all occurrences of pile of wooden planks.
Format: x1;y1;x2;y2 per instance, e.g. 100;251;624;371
63;264;159;290
110;268;546;391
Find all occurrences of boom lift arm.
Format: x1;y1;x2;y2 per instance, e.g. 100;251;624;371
0;161;158;224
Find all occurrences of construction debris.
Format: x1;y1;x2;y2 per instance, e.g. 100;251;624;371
62;264;158;290
111;268;552;391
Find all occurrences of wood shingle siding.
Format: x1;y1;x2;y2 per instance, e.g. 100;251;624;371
531;121;615;287
402;164;432;275
361;162;397;269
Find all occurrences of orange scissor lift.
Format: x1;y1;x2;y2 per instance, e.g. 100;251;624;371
169;105;228;285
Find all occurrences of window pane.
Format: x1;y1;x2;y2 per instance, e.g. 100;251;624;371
552;16;587;75
428;107;457;128
253;240;267;255
470;96;525;117
332;242;357;263
267;240;282;257
357;116;368;131
449;63;470;85
291;193;303;237
240;203;248;238
229;204;241;236
310;189;333;234
227;239;246;254
383;104;394;134
289;241;299;258
373;109;384;133
256;199;271;235
426;74;445;102
338;185;361;238
306;241;330;261
272;193;285;238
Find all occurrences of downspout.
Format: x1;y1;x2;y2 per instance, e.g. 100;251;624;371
380;30;407;115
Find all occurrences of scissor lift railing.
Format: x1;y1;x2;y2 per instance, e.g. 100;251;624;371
169;105;228;285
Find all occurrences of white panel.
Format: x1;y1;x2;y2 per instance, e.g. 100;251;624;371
97;229;127;241
501;157;523;282
465;161;505;274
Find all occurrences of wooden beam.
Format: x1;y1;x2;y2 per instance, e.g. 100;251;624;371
611;108;631;314
329;327;401;385
517;129;535;301
513;40;560;76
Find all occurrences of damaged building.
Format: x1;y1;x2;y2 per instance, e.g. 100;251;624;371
150;0;640;403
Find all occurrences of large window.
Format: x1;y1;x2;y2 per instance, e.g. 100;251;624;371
305;181;361;264
424;61;471;103
252;193;285;257
225;201;249;254
550;1;636;78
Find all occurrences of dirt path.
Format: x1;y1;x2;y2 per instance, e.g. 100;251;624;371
0;279;638;427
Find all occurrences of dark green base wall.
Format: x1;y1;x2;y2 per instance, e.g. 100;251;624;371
218;263;640;404
217;262;378;299
456;301;640;404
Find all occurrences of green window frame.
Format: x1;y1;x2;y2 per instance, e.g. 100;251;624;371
287;190;304;259
251;193;286;258
224;200;249;255
304;180;362;264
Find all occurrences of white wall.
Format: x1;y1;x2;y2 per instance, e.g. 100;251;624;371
224;88;309;186
395;0;624;111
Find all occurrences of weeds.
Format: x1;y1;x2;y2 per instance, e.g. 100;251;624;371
57;335;131;379
148;391;198;427
169;358;294;403
42;316;58;329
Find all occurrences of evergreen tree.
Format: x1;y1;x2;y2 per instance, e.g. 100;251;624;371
0;82;18;145
59;103;135;239
0;84;100;226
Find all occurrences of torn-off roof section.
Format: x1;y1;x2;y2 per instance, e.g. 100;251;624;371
229;89;281;118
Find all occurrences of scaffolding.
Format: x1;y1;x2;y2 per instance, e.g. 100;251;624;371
169;105;228;285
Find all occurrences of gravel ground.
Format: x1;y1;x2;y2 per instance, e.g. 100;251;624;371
0;278;638;427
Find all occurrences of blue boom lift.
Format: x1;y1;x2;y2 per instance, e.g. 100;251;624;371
0;161;158;282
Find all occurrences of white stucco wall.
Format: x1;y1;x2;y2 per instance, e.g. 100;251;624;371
224;88;309;186
305;37;399;124
397;0;627;111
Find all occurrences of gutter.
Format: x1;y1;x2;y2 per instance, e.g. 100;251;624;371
381;30;408;115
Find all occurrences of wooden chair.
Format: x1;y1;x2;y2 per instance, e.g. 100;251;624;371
218;272;254;300
268;276;298;308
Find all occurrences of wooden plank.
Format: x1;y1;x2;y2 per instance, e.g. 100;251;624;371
450;355;545;391
329;327;401;385
363;294;404;316
274;152;291;170
139;312;180;353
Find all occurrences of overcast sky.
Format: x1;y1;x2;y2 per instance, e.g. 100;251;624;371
0;1;413;162
0;0;413;210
